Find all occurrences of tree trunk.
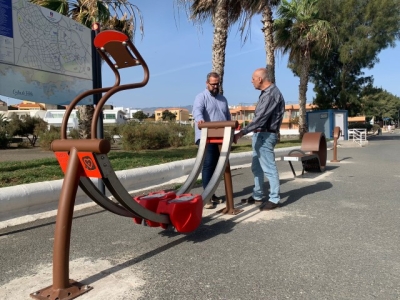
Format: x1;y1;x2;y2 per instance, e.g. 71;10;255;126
298;53;310;139
339;65;348;109
261;5;276;84
212;0;229;95
78;105;95;139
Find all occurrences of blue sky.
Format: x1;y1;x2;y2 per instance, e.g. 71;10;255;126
5;0;400;109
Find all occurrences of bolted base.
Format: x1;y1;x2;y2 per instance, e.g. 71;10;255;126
30;280;92;300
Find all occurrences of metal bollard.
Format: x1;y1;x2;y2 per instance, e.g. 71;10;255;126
331;126;341;162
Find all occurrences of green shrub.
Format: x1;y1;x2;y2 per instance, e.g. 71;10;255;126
0;132;9;149
120;122;195;150
103;125;121;143
17;140;32;148
167;123;195;147
39;127;61;150
35;122;195;151
68;128;79;139
121;122;167;150
181;125;195;146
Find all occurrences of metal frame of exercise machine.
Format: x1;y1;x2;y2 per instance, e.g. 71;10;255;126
30;30;241;300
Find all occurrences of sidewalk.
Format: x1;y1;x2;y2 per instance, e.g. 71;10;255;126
1;134;399;299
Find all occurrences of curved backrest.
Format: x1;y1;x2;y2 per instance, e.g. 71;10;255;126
94;30;142;69
90;30;150;139
333;126;341;139
301;132;327;168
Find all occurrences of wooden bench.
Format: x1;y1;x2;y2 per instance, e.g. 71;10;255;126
281;132;327;177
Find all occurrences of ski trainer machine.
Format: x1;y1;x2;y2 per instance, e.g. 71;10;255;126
30;30;241;300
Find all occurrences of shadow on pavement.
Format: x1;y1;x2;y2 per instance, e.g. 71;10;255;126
368;134;400;141
337;157;353;161
81;204;261;286
280;181;333;207
80;179;333;286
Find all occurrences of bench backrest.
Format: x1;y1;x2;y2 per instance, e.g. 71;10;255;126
301;132;327;168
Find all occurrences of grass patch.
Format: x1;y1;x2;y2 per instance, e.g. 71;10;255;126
0;158;63;187
0;138;301;188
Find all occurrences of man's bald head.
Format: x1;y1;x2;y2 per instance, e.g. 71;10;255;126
251;68;272;90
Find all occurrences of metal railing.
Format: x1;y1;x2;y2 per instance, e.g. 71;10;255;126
348;128;367;146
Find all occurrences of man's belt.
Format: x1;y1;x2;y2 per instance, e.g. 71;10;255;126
253;129;277;133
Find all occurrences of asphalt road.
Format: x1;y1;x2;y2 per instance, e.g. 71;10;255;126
0;146;54;162
0;134;399;299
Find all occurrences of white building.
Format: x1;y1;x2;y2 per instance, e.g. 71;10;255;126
43;109;127;131
102;109;127;125
4;110;46;121
112;107;141;120
2;107;129;132
43;110;78;133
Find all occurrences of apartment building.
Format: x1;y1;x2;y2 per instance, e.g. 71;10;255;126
230;103;317;130
154;108;190;122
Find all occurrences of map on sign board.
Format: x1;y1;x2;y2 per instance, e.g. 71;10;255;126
0;0;93;105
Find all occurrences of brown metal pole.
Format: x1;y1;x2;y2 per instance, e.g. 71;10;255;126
222;161;235;213
53;147;81;288
216;148;243;215
331;127;340;162
31;147;92;299
331;138;339;162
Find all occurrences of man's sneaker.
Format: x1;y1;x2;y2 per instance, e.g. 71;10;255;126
259;201;279;211
204;201;215;209
241;196;263;205
211;194;224;204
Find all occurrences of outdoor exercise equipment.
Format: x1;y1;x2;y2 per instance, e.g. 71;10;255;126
198;121;243;215
281;132;327;177
30;30;239;300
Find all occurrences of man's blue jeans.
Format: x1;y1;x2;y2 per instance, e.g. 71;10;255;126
196;140;219;189
251;132;280;204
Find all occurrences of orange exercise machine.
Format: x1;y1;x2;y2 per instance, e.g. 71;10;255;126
30;30;241;300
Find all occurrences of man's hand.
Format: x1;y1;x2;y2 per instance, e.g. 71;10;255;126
197;120;204;129
233;131;244;144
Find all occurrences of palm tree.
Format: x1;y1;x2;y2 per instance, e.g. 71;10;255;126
274;0;334;138
30;0;144;138
241;0;281;84
30;0;143;39
176;0;251;95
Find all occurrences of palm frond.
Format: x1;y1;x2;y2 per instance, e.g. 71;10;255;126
31;0;143;41
30;0;70;15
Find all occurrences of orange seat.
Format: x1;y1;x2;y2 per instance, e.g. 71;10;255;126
133;191;176;227
157;194;203;233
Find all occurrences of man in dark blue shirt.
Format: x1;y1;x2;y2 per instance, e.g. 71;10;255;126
234;67;285;211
